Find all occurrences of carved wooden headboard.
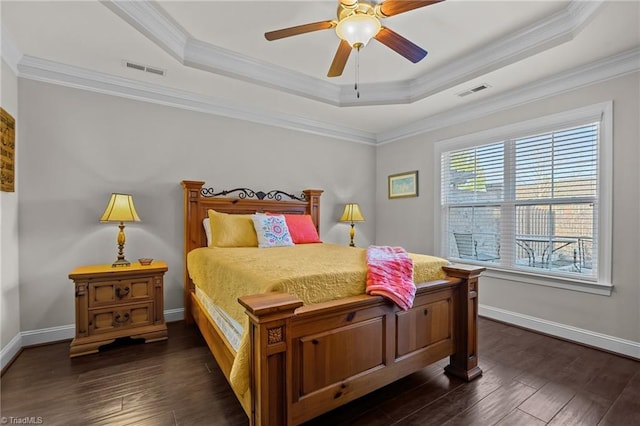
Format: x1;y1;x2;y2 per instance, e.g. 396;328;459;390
180;180;323;320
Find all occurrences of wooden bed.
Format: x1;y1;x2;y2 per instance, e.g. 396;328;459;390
182;180;484;426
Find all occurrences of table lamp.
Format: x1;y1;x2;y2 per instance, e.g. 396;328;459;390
339;203;365;247
100;193;140;267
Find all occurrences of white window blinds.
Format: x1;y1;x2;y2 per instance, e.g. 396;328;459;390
441;121;599;280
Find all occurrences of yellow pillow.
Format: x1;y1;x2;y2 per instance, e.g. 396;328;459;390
207;210;258;247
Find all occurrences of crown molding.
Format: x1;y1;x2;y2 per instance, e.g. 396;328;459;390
567;0;605;32
103;0;604;107
376;47;640;144
12;46;637;147
405;0;604;104
16;55;377;145
184;39;341;105
339;79;412;106
5;0;636;148
101;0;189;62
104;0;343;105
104;0;342;104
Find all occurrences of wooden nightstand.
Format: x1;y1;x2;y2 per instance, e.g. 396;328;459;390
69;261;168;357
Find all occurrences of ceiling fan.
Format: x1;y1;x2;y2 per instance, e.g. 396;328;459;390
264;0;444;78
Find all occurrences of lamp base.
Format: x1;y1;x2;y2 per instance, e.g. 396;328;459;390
112;258;131;268
112;223;130;267
349;223;356;247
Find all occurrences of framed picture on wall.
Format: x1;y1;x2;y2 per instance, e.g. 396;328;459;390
1;107;16;192
388;170;418;199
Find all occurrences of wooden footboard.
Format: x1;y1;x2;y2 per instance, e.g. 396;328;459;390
239;264;484;426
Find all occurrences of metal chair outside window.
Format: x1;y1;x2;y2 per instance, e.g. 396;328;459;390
575;236;593;272
453;232;500;262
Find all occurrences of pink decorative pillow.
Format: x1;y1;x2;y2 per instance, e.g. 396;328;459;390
268;213;321;244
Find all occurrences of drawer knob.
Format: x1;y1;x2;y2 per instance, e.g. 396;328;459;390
114;312;130;324
115;286;130;298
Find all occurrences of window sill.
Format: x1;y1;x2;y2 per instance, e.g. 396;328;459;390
480;266;613;296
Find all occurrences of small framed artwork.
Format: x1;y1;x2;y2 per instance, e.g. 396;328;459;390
1;107;16;192
388;170;419;199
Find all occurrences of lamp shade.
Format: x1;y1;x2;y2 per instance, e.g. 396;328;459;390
339;203;365;222
100;193;141;223
335;13;381;48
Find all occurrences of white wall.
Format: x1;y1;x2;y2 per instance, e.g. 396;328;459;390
1;58;20;358
376;72;640;347
16;79;376;332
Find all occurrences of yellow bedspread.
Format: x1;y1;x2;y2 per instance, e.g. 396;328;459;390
187;243;448;408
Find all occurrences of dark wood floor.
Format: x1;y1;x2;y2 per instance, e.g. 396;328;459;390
1;318;638;425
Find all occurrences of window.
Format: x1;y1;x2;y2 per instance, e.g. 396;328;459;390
436;103;612;291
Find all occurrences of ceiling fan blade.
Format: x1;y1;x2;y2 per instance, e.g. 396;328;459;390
377;0;443;18
374;27;427;63
265;21;335;41
327;40;352;77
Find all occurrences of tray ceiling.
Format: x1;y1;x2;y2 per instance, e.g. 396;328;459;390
2;1;639;142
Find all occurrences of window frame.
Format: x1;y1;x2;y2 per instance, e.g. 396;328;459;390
434;102;613;295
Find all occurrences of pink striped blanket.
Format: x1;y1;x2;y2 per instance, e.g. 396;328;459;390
366;245;415;311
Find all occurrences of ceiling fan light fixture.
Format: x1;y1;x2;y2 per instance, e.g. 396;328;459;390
336;13;381;48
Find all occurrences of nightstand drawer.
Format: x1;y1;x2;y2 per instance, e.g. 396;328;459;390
88;302;155;335
88;277;153;308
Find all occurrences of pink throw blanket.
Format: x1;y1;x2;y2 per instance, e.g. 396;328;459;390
366;245;415;311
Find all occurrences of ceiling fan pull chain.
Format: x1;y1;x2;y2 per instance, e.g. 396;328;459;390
355;45;360;99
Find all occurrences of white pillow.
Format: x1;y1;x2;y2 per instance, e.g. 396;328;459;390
251;214;294;248
203;218;212;247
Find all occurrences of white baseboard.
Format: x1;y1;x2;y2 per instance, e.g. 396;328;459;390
0;333;23;371
479;304;640;360
0;308;186;370
164;308;185;323
21;324;75;347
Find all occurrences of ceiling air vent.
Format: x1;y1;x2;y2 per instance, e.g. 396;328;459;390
123;60;166;77
457;83;491;98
